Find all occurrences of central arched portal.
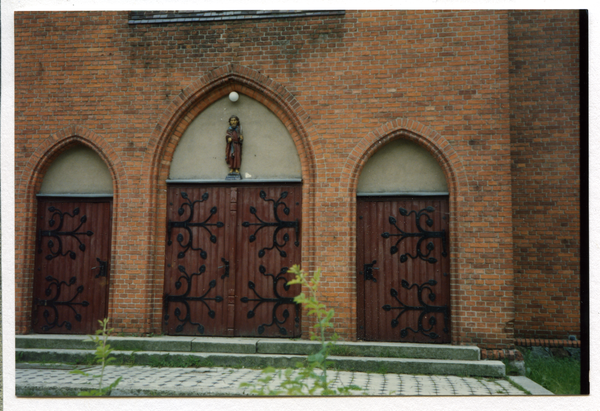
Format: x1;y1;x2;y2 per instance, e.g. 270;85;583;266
163;94;303;337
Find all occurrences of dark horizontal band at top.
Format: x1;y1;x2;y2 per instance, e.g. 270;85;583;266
36;193;114;198
129;10;345;25
357;192;449;197
166;178;302;184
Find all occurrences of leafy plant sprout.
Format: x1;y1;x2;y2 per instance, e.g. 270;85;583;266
70;318;122;396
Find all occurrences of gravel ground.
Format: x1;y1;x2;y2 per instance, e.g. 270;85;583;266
16;364;527;397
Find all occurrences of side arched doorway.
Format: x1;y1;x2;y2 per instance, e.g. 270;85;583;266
356;139;451;343
31;145;114;334
163;94;303;337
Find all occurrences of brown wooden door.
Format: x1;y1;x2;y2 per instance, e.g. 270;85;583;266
357;196;450;343
32;198;112;334
163;184;302;337
163;186;231;336
235;186;302;337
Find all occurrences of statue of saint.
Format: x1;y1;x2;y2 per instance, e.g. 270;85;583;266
225;116;243;174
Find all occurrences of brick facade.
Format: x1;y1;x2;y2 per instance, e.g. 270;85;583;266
14;10;581;350
509;10;581;340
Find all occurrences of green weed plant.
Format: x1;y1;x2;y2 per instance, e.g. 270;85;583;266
523;348;580;395
70;318;122;396
240;265;362;396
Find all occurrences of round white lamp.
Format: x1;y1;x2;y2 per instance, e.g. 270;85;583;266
229;91;239;102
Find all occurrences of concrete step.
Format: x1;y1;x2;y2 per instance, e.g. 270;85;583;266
16;334;502;377
16;335;480;361
16;348;505;378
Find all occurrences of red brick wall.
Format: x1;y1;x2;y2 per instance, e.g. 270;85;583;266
15;10;517;348
509;10;581;339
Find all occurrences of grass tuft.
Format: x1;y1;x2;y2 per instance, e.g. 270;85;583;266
522;348;580;395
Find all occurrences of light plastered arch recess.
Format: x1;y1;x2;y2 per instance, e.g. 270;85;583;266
343;119;468;198
22;127;124;198
356;138;449;195
39;145;114;195
169;94;301;181
146;64;317;186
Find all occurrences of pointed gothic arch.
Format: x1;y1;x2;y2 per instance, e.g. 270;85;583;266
143;64;318;332
341;119;470;344
15;126;126;333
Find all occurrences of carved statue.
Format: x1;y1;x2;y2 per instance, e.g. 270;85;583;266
225;116;243;174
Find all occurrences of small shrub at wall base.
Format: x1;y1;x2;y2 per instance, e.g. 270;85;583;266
240;266;362;396
70;318;122;396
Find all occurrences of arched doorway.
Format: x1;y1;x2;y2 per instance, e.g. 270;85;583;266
163;94;303;337
356;139;451;343
31;145;114;334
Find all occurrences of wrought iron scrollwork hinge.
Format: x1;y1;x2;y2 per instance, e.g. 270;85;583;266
240;265;300;335
361;260;378;282
163;264;224;334
382;278;450;340
35;276;89;331
38;206;94;261
167;192;224;260
382;206;447;264
242;190;300;258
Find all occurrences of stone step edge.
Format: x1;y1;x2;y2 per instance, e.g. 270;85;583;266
16;348;504;377
15;335;480;361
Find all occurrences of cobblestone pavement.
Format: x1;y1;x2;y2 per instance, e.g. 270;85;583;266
16;364;527;396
